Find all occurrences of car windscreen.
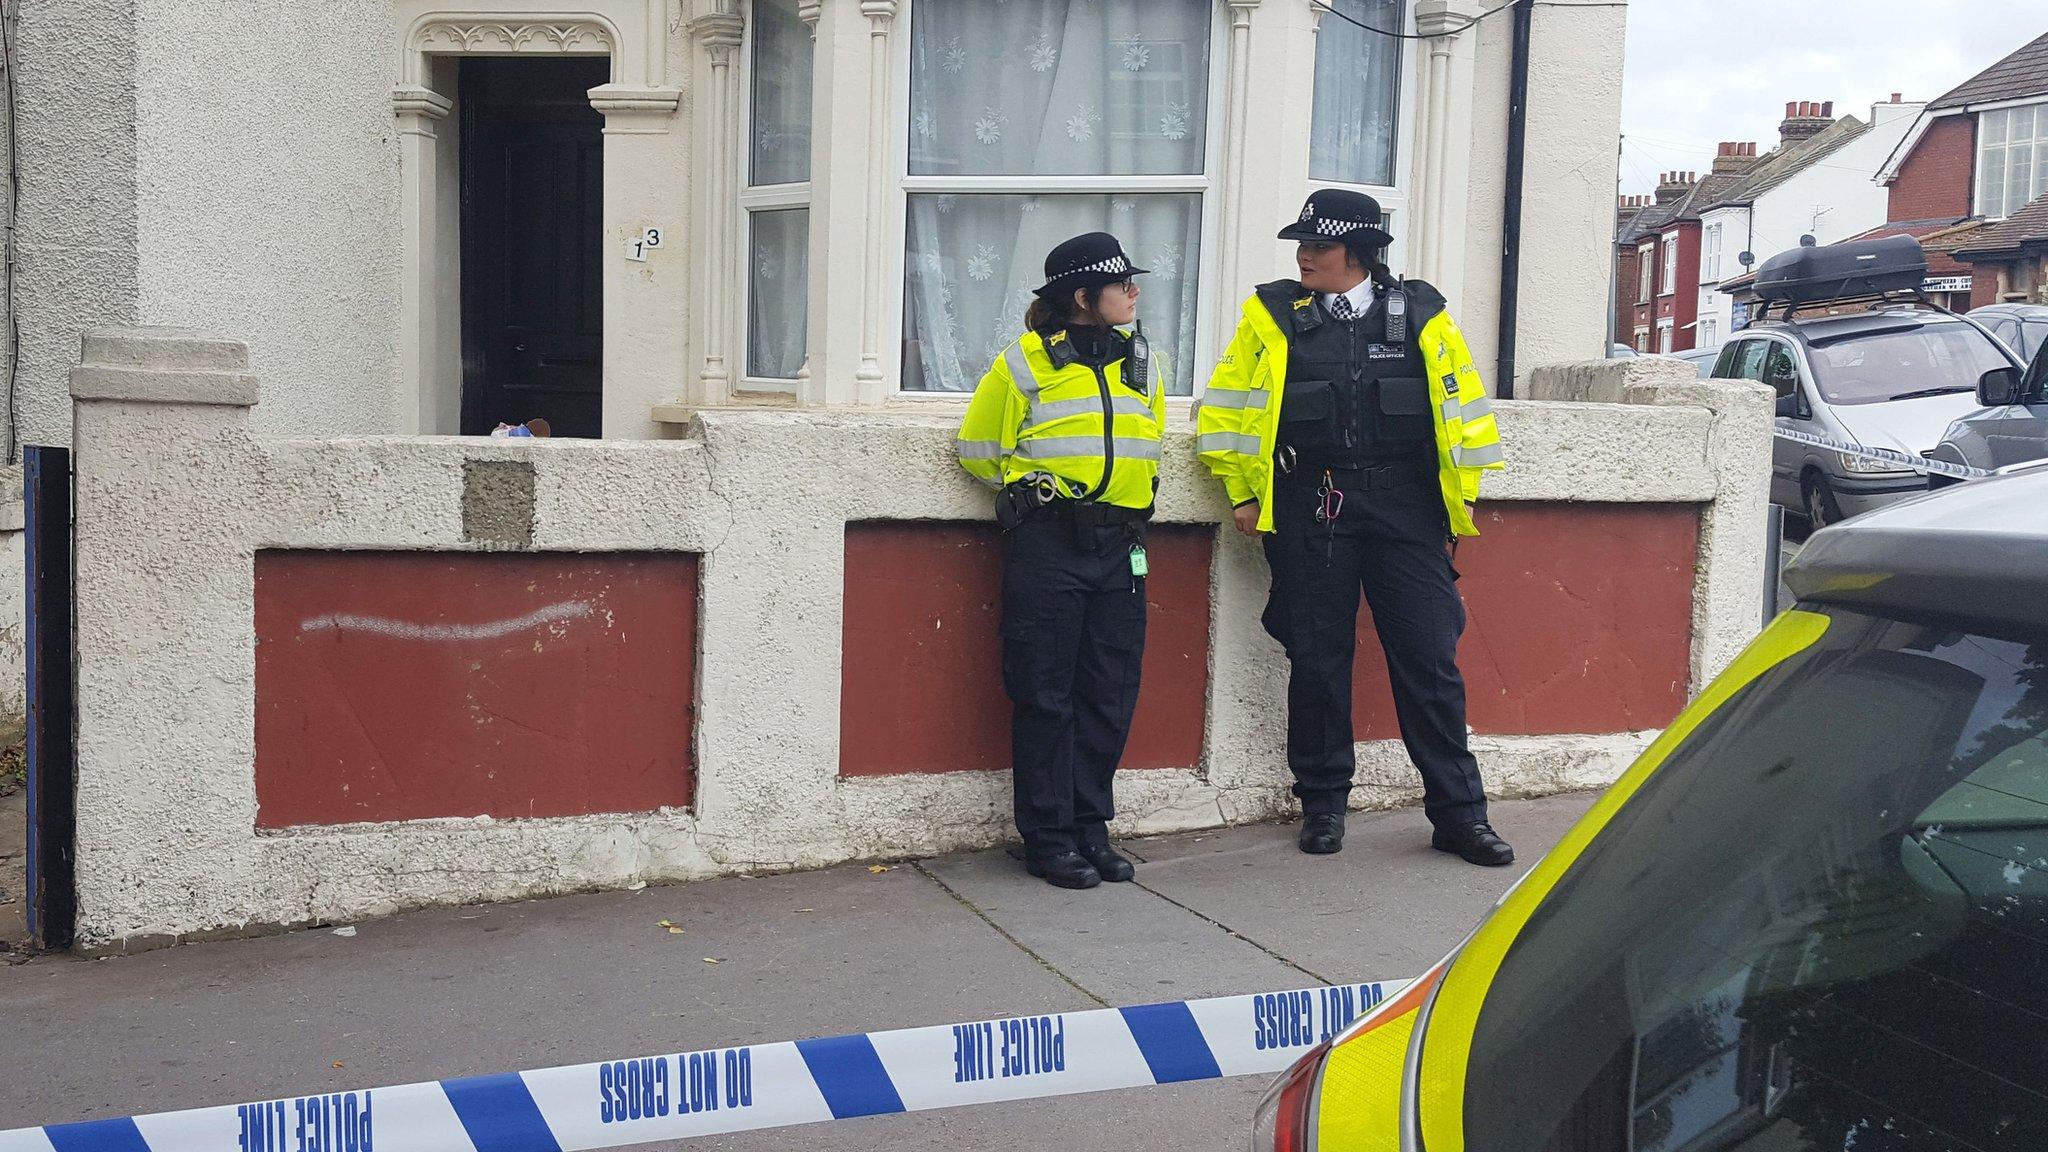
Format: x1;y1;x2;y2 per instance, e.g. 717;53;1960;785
1460;606;2048;1151
1804;323;2010;406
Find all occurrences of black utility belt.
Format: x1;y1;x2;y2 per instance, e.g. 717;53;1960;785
1277;455;1432;491
1043;501;1153;527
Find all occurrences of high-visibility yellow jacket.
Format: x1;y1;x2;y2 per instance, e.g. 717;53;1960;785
1195;279;1504;536
956;328;1168;511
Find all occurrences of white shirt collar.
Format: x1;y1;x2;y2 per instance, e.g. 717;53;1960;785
1322;280;1375;315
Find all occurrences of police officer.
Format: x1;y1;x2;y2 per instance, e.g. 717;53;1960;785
956;232;1167;890
1196;190;1513;866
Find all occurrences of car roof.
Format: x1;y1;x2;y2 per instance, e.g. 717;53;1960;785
1785;468;2048;634
1968;302;2048;317
1745;309;1970;343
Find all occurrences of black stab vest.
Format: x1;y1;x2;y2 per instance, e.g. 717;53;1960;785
1263;284;1434;470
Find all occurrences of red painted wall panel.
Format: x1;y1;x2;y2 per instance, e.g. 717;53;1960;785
839;523;1213;775
1352;503;1698;737
255;551;698;828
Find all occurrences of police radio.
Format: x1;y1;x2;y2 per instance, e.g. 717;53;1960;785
1385;282;1407;345
1126;320;1151;394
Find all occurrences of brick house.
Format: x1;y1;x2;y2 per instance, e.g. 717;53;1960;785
1872;29;2048;306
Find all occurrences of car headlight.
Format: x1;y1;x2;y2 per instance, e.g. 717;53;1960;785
1838;450;1916;476
1249;1040;1329;1152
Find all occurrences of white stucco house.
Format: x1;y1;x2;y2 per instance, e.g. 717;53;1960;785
1695;97;1924;346
3;0;1625;449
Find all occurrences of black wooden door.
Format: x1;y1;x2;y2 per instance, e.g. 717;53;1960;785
460;57;608;438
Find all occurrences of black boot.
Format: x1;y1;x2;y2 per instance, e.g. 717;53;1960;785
1026;851;1103;889
1298;813;1345;855
1432;822;1515;867
1079;843;1136;882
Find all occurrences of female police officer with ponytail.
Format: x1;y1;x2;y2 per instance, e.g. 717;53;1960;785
1196;190;1513;867
956;232;1166;891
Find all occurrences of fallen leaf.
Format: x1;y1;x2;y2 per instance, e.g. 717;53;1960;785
702;957;723;965
332;1061;345;1070
794;908;815;913
868;865;892;874
658;919;685;935
627;881;648;892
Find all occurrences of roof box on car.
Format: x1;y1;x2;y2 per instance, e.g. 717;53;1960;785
1753;236;1929;307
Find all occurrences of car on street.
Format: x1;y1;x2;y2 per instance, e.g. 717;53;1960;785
1608;342;1639;358
1251;468;2048;1152
1709;238;2018;529
1662;346;1718;377
1966;301;2048;362
1927;324;2048;478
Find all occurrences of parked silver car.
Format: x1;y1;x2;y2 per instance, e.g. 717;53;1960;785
1714;310;2012;527
1929;333;2048;477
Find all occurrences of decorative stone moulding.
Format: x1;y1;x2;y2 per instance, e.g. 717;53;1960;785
412;19;615;55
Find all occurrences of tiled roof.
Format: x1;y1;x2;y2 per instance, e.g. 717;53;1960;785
1952;190;2048;257
1931;30;2048;110
1694;117;1872;212
1618;201;1680;246
1673;172;1750;222
1844;217;1972;242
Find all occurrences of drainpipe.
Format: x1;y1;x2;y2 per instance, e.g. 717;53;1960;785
1494;0;1532;398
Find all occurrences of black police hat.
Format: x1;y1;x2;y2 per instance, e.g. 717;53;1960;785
1035;231;1150;296
1276;189;1394;249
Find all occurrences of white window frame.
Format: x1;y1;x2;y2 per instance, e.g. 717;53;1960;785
1657;318;1674;354
736;0;812;394
1975;100;2048;220
1700;317;1718;348
1660;231;1679;298
1638;244;1654;303
1634;325;1650;352
1306;0;1420;271
886;1;1233;400
1703;222;1722;282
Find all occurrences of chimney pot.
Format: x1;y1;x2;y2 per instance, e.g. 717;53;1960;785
1822;100;1834;117
1786;101;1797;118
1891;92;1902;103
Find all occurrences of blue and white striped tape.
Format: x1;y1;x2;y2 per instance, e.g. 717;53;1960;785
1773;426;1990;480
0;980;1403;1152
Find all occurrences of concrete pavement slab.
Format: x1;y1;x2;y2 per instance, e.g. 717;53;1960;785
918;848;1311;1006
1127;793;1597;983
0;862;1086;1128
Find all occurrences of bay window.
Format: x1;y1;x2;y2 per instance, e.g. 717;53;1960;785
899;0;1216;395
1977;103;2048;220
741;0;813;384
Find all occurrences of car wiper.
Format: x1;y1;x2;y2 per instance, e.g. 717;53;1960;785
1886;385;1972;401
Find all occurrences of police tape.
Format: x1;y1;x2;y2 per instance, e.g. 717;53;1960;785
1772;426;1990;480
0;980;1404;1152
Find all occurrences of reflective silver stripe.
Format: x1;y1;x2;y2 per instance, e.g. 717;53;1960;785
1441;398;1461;424
1015;435;1164;462
1454;443;1505;467
1004;342;1041;400
1201;387;1270;410
1198;431;1262;455
1462;394;1494;421
956;439;1006;460
1015;435;1104;460
1025;394;1152;427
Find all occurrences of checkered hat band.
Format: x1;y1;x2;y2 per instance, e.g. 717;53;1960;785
1059;254;1130;276
1314;218;1366;237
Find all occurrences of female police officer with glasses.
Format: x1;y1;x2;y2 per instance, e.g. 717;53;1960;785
955;232;1167;890
1196;189;1513;867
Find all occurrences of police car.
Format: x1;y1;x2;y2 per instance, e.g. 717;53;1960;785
1252;469;2048;1151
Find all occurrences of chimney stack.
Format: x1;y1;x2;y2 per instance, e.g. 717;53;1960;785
1780;99;1834;145
1713;141;1761;175
1654;171;1695;205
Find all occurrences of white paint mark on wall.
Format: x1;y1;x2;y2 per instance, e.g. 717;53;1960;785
300;601;594;642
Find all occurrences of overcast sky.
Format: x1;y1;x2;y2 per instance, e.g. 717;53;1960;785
1620;0;2048;195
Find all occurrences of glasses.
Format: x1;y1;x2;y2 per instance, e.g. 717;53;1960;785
1107;279;1139;296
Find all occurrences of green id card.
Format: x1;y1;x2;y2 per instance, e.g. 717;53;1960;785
1129;545;1149;578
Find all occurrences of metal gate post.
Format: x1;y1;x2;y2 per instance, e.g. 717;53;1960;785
24;445;74;950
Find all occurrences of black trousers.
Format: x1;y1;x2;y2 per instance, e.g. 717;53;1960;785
1001;514;1148;859
1261;465;1488;830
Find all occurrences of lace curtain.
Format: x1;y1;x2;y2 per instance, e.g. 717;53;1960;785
1310;0;1402;188
747;0;812;380
902;0;1213;394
